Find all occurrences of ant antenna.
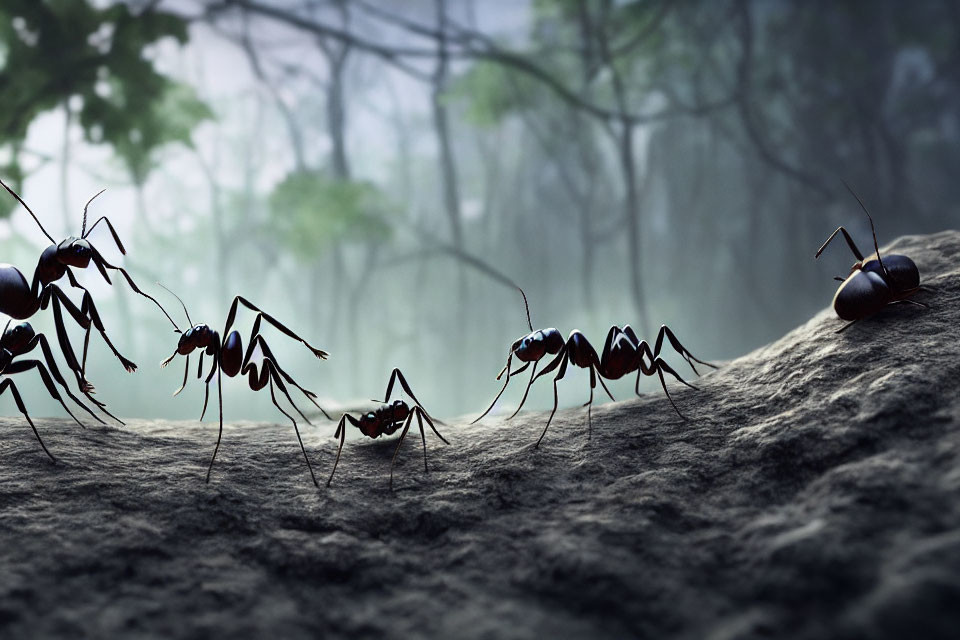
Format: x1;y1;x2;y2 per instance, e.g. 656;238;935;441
842;179;889;281
2;318;11;337
156;282;191;333
80;189;107;238
0;177;55;244
517;286;532;332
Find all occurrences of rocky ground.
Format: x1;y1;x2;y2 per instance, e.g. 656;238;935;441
1;231;959;639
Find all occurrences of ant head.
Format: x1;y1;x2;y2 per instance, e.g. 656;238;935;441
1;321;34;354
516;330;548;361
179;324;215;353
56;237;93;268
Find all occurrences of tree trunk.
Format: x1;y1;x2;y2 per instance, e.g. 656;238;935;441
619;122;650;335
432;0;467;406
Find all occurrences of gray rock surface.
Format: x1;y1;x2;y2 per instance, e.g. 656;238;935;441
2;231;959;640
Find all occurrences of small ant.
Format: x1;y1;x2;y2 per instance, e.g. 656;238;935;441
327;368;448;489
816;181;928;332
159;286;331;486
0;319;106;461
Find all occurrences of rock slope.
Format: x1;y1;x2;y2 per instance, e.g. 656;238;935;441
1;231;959;640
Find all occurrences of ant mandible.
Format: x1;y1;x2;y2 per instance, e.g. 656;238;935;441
159;286;331;486
327;368;448;490
0;319;107;461
816;181;928;332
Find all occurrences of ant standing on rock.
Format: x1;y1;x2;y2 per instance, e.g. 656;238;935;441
0;319;106;461
159;286;331;486
816;181;929;332
474;287;716;446
327;368;448;490
0;179;178;417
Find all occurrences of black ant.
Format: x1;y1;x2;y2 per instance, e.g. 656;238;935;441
158;286;331;486
0;319;106;461
472;290;616;440
816;181;928;332
474;288;715;446
327;368;448;490
0;179;178;404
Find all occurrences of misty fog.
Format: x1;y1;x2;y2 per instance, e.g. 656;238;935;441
1;0;957;424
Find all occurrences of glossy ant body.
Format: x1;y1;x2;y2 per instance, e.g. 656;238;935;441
816;182;927;332
0;319;106;460
327;368;448;489
0;179;177;407
159;287;330;486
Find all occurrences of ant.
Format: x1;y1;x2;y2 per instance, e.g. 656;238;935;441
474;288;715;446
0;319;106;461
158;286;331;486
0;179;178;406
816;181;928;332
471;290;615;440
590;323;716;435
327;368;448;489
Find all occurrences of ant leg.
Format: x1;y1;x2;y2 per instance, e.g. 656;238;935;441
890;299;929;309
69;284;138;373
4;361;86;428
535;354;569;448
384;368;420;406
327;414;357;487
205;357;224;484
42;287;88;390
596;371;615;402
0;378;55;462
31;334;108;425
223;296;328;360
416;410;429;472
253;335;331;420
584;368;596;439
836;320;859;334
172;355;190;396
417;406;449;445
88;249;179;331
384;368;441;424
654;358;697;420
268;375;318;488
265;360;313;427
199;354;220;421
815;226;865;261
653;325;717;373
389;411;416;491
472;355;529;424
83;216;126;254
506;360;539;420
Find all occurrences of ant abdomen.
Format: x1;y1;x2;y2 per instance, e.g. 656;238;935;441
220;331;243;377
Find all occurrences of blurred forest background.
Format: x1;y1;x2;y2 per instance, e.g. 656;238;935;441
1;0;958;423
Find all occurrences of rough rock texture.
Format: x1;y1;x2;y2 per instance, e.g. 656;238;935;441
2;231;959;640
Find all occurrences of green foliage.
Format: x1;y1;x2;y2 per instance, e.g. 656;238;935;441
448;61;539;126
0;0;209;214
269;170;392;259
